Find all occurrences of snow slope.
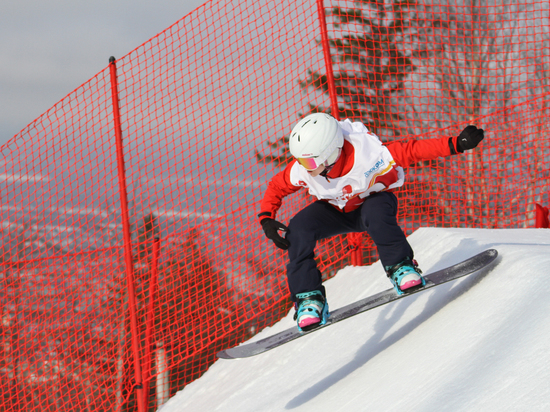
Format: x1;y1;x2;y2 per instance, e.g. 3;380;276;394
159;228;550;412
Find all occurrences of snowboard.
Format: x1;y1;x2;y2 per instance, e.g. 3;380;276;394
217;249;498;359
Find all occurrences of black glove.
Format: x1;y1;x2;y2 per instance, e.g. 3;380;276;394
260;218;290;250
454;125;484;153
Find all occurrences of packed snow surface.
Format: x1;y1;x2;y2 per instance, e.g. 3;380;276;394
159;228;550;412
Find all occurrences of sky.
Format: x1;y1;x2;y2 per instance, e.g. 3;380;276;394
0;0;207;147
158;227;550;412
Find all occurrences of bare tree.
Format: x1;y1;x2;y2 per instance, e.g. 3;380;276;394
397;0;550;227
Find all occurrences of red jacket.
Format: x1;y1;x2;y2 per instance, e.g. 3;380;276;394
259;134;459;222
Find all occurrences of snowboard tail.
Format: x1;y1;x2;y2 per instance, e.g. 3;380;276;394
217;249;498;359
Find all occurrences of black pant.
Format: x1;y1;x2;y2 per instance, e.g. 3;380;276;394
285;192;413;301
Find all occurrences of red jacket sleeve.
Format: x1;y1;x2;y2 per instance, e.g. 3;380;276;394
385;135;458;167
258;161;301;222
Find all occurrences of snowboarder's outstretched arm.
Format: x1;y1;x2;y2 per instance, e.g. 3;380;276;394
386;125;484;167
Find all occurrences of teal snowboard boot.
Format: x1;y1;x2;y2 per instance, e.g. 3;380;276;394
294;290;329;332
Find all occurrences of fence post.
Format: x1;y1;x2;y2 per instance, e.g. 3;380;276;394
108;56;145;412
315;0;363;265
143;236;160;409
316;0;340;120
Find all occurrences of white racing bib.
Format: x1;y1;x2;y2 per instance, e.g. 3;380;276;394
289;120;405;210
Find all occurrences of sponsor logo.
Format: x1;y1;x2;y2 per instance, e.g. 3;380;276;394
364;159;385;179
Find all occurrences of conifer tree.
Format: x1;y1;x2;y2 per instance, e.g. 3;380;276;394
301;0;415;138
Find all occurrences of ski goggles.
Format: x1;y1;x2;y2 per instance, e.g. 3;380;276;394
296;157;321;171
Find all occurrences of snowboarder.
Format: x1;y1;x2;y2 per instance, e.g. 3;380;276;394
258;113;484;331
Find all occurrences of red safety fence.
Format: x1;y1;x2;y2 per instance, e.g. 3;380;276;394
1;0;549;411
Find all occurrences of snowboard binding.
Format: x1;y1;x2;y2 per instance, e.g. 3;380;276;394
386;258;426;296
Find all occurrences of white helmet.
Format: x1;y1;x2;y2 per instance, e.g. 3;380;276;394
289;113;344;170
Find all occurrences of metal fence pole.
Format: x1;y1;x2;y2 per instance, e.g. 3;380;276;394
316;0;340;120
108;56;145;412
